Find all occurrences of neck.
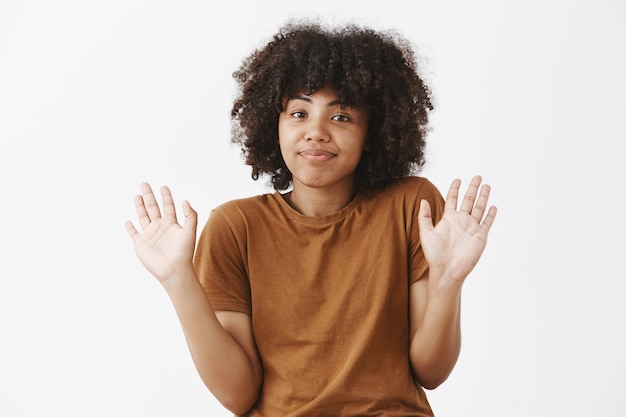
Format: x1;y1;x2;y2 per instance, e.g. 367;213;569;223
285;183;357;217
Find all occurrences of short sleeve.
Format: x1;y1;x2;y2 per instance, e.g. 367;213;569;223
409;179;445;284
193;209;252;315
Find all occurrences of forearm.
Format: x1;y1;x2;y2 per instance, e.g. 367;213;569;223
161;267;261;414
410;268;463;389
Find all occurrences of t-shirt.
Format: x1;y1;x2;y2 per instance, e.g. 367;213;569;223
194;176;445;417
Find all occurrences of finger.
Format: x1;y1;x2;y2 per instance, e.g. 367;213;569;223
182;200;198;234
140;182;162;221
417;199;435;234
124;220;140;242
160;186;177;221
459;175;482;213
134;194;151;229
481;206;498;231
444;178;462;212
470;184;491;221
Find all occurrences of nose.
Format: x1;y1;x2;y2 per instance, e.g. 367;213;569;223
304;117;330;142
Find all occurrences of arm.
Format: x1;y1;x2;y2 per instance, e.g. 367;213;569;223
125;183;262;414
161;270;262;414
409;176;497;389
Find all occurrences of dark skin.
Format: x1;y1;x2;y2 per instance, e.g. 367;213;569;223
125;21;498;415
230;22;433;192
125;94;496;410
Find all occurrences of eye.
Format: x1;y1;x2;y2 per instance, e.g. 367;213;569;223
291;111;306;118
332;114;350;122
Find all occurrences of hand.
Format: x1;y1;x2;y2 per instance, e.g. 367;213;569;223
124;183;198;283
418;176;497;285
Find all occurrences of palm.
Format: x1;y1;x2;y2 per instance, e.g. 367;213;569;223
125;183;198;283
418;176;497;283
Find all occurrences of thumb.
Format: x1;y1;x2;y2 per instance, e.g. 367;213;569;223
417;199;435;234
181;200;198;234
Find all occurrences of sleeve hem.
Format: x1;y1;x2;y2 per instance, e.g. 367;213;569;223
209;298;252;316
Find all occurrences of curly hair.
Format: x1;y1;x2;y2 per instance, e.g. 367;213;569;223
230;20;434;191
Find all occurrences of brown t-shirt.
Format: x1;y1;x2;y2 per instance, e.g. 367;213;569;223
194;176;445;417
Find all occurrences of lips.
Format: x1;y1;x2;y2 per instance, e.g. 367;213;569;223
299;149;336;161
300;149;335;157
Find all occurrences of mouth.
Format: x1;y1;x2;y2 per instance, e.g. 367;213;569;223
299;149;336;161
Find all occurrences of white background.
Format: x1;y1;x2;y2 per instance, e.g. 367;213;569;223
1;0;625;416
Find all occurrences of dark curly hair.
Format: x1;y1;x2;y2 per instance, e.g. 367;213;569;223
230;20;434;191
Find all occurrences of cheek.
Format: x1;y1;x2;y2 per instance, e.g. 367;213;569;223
277;139;292;166
277;120;290;144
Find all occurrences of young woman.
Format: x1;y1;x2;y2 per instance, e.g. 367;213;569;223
125;21;497;417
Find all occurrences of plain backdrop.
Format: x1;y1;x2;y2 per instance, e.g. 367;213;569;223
1;1;625;416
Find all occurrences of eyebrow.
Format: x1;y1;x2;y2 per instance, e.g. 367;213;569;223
291;95;343;107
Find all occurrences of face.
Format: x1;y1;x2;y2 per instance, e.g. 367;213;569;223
278;85;369;194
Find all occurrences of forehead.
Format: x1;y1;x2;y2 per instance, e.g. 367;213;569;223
282;78;367;103
283;85;366;112
287;85;339;102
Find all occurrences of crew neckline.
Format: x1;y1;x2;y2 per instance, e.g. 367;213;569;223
272;190;364;225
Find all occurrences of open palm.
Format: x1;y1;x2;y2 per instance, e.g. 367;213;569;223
124;183;198;283
418;176;497;284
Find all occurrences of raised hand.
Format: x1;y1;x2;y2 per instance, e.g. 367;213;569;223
418;176;497;285
124;183;198;283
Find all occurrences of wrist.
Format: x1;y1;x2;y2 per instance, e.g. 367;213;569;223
427;266;465;294
160;263;198;293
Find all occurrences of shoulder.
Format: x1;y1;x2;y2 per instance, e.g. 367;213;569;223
206;192;285;233
198;194;277;245
367;176;443;203
355;177;444;224
212;193;277;218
